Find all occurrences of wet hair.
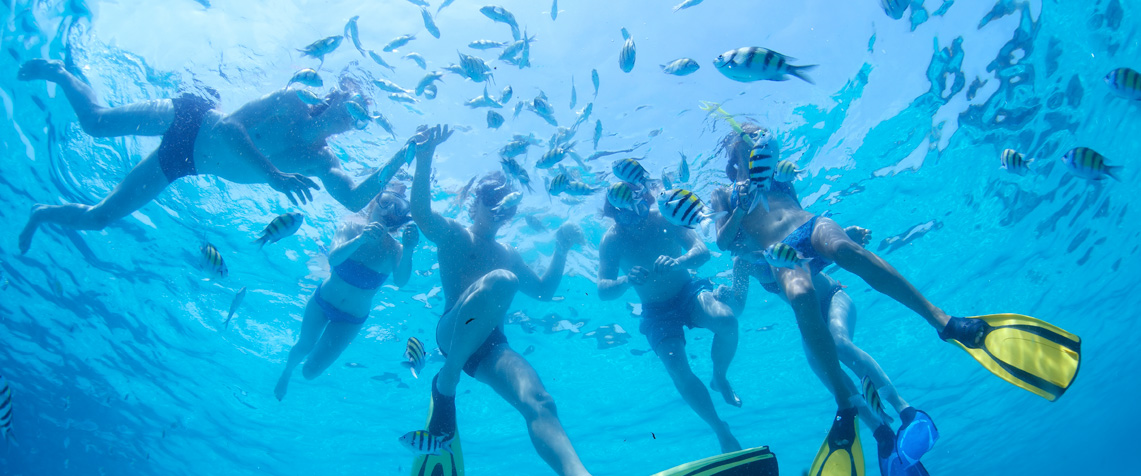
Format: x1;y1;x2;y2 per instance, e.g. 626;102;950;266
720;122;765;181
310;76;370;117
471;171;517;219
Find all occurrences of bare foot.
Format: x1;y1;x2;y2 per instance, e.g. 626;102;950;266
18;59;66;82
274;373;290;401
845;226;871;248
18;205;48;255
710;377;743;408
715;425;742;453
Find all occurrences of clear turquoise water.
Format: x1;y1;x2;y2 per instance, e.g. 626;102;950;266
1;0;1137;474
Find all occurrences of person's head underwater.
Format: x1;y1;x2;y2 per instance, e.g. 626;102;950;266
367;189;412;231
470;171;519;228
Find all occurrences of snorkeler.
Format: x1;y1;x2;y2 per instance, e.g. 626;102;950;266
719;226;931;475
16;59;408;254
274;185;418;401
596;184;743;454
406;125;592;476
710;123;1081;475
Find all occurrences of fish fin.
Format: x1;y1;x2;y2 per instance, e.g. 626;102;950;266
621;28;630;40
790;64;818;85
1106;165;1123;181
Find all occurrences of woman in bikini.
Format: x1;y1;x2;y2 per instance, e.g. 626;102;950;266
274;189;418;400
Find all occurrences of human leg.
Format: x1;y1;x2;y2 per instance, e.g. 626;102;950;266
827;290;910;414
691;291;742;407
810;217;949;330
19;151;170;253
654;337;741;453
301;320;364;380
274;297;328;401
777;267;854;408
434;269;520;396
19;59;175;136
474;347;592;476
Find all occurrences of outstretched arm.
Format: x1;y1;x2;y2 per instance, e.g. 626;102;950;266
317;147;408;212
515;223;583;301
410;125;457;243
393;225;419;287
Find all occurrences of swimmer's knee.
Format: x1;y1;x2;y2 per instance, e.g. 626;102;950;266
484;269;519;294
85;205;115;230
833;239;868;262
782;276;814;303
300;362;322;380
520;388;557;421
78;110;115;137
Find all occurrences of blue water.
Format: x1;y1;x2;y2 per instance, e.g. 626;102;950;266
1;0;1137;474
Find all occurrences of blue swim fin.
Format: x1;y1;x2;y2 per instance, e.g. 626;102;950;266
895;408;938;469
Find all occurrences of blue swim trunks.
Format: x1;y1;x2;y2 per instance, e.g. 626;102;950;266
639;278;714;353
780;215;832;275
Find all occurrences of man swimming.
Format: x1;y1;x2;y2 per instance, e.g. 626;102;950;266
274;186;418;401
16;59;407;253
408;125;592;476
596;184;743;454
711;123;1081;474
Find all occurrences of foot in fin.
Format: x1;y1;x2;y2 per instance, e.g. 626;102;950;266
873;425;929;476
710;377;743;407
809;407;863;476
427;375;457;438
895;408;937;469
939;314;1081;402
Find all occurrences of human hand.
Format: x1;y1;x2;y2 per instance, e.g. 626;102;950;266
362;223;387;242
401;224;420;249
269;172;320;206
729;182;753;211
653;255;679;273
844;226;871;248
412;124;454;160
626;266;650;286
555;223;585;251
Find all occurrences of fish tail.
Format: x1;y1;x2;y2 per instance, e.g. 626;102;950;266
1106;165;1123;181
253;237;267;250
790;64;818;85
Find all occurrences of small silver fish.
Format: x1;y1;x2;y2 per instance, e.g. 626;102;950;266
499;85;514;104
288;69;323;87
500;157;534;193
420;7;440;39
383;34;416;52
223;287;247;329
298;36;343;62
374;78;410;94
594;120;603;149
678;152;690;182
569;76;577;109
437;0;456;14
388;92;418;104
469;40;506;50
295;89;324;105
367;50;396;72
253;212;304;249
415;72;444;96
374;112;396;139
619;28;636;73
403;53;428;69
399;430;454;456
480;5;520;41
592;69;600;97
661;58;700;76
465;85;502;108
533;94;554;117
345;16;365;56
714;47;816;84
673;0;704;12
1061;147;1121;181
487;110;505;129
400;336;426;378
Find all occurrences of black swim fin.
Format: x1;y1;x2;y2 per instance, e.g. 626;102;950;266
809;407;864;476
940;314;1081;402
649;445;778;476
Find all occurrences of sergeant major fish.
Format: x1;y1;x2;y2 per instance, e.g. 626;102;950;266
612;158;649;185
548;173;596;196
592;68;600;97
607;182;647;216
1061;147;1121;181
500;157;534;193
1105;67;1141;100
494;192;523;213
399;430;454;456
619;28;636;73
499;85;514;104
457;51;493;83
1;374;14;444
401;336;426;378
658;188;719;229
1000;148;1033;175
374;112;397;139
714;47;816;84
763;242;810;270
254;212;304;249
661;58;700;76
200;243;228;279
773;160;803;182
593;120;603;149
537;145;572;169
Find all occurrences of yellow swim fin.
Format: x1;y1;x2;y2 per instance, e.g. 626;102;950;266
940;314;1081;402
410;395;464;476
649;445;778;476
809;407;864;476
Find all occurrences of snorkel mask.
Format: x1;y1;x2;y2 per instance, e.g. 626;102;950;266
373;191;411;230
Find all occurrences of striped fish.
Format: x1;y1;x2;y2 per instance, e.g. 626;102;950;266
399;430;454;456
657;188;718;229
612;158;649;185
861;375;891;424
1;374;13;444
254;213;304;249
1061;147;1121;181
607;182;647;216
619;28;636;73
200;243;228;279
880;0;909;20
287;68;322;87
745;134;780;212
1105;67;1141;100
400;337;426;379
773;160;803;182
1000;149;1033;175
763;242;809;270
713;47;816;84
549;173;597;197
500;157;534;193
537;145;572;169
